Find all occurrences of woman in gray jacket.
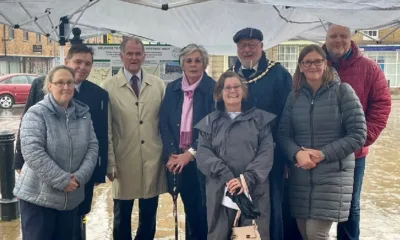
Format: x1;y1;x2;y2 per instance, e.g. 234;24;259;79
278;45;367;240
195;71;275;239
13;65;99;240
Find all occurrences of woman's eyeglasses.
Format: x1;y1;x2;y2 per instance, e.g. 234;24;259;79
301;59;324;67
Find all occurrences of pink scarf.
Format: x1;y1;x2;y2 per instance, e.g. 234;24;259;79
179;73;202;149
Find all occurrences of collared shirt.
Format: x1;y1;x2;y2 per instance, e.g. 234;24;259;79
123;68;142;90
241;63;259;72
75;82;82;93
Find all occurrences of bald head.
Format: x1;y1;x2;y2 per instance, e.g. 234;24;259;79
325;24;352;61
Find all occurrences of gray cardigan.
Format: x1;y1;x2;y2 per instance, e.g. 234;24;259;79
14;94;98;211
278;78;366;222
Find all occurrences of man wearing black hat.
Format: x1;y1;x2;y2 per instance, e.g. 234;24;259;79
230;27;297;240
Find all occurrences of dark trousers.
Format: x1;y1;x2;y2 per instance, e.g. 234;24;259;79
269;160;284;240
113;196;159;240
73;178;95;240
282;178;302;240
180;162;208;240
20;199;78;240
337;157;366;240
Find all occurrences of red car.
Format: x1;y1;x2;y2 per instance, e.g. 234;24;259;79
0;74;41;109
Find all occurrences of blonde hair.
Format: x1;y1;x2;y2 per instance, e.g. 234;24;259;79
42;65;75;93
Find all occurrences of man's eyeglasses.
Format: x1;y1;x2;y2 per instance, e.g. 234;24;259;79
237;42;259;50
51;81;75;88
223;85;242;92
301;59;324;67
183;58;203;64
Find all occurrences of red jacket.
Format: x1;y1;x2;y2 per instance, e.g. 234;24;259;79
323;42;391;159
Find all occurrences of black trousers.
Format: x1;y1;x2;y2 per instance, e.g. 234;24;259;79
180;162;208;240
113;196;159;240
20;199;78;240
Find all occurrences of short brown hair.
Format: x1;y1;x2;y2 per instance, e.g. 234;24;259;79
292;44;334;96
213;71;248;101
42;65;75;93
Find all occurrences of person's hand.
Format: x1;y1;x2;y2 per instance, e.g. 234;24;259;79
166;154;178;172
64;176;79;192
170;152;193;174
301;147;324;164
226;178;244;195
16;169;21;174
295;151;316;170
107;171;118;182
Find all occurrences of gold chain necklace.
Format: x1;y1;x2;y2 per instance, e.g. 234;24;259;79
246;60;277;84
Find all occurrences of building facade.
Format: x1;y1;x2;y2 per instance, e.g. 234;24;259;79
208;26;400;88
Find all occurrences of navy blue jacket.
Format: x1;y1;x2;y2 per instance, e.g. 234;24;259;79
231;52;292;166
159;72;215;162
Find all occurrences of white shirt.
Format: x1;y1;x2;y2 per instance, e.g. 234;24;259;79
123;68;142;90
227;112;241;119
241;63;259;72
75;82;82;93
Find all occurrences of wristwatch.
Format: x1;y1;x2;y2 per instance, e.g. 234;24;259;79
188;147;197;160
320;150;325;160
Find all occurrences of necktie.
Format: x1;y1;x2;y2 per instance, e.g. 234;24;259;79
130;75;140;97
242;69;255;79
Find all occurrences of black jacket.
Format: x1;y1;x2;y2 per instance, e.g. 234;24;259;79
14;77;109;184
159;72;215;195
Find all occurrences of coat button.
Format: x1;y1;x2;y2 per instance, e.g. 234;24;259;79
177;123;180;126
140;120;143;124
141;140;145;144
135;102;138;106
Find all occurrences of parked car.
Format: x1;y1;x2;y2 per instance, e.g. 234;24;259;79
0;74;41;109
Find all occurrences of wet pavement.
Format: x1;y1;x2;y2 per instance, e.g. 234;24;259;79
0;101;399;239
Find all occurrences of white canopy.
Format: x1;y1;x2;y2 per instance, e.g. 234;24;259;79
1;0;400;55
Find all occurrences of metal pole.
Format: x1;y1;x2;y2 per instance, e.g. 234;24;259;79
60;45;65;65
0;130;19;221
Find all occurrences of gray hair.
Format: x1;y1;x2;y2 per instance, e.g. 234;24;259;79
326;23;352;36
120;36;145;53
42;65;75;93
179;43;209;69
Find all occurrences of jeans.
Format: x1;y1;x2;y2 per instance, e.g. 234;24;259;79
337;157;366;240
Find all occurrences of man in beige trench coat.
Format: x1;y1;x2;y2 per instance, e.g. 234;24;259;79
102;37;167;240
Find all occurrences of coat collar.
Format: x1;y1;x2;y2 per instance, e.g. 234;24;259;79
215;99;256;121
172;72;214;93
115;68;153;88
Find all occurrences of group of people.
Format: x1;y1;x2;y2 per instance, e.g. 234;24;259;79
13;23;391;240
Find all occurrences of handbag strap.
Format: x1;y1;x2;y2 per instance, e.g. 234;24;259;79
232;174;257;227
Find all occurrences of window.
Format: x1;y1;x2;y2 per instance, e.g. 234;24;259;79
362;30;379;40
277;45;299;75
26;76;38;84
10;76;29;84
8;26;14;39
228;56;238;68
23;31;29;41
363;51;397;87
36;33;41;43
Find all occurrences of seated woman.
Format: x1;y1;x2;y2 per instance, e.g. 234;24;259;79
277;44;367;240
195;71;275;239
13;65;99;240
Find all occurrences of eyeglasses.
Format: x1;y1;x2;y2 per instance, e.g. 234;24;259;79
223;85;242;92
301;59;325;67
51;81;75;88
183;57;203;64
237;42;259;50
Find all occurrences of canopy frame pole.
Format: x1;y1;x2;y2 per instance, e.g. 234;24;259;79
66;0;93;38
121;0;210;10
15;11;50;29
0;11;13;25
67;0;101;20
356;30;380;43
46;12;60;41
377;24;400;43
18;3;49;36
